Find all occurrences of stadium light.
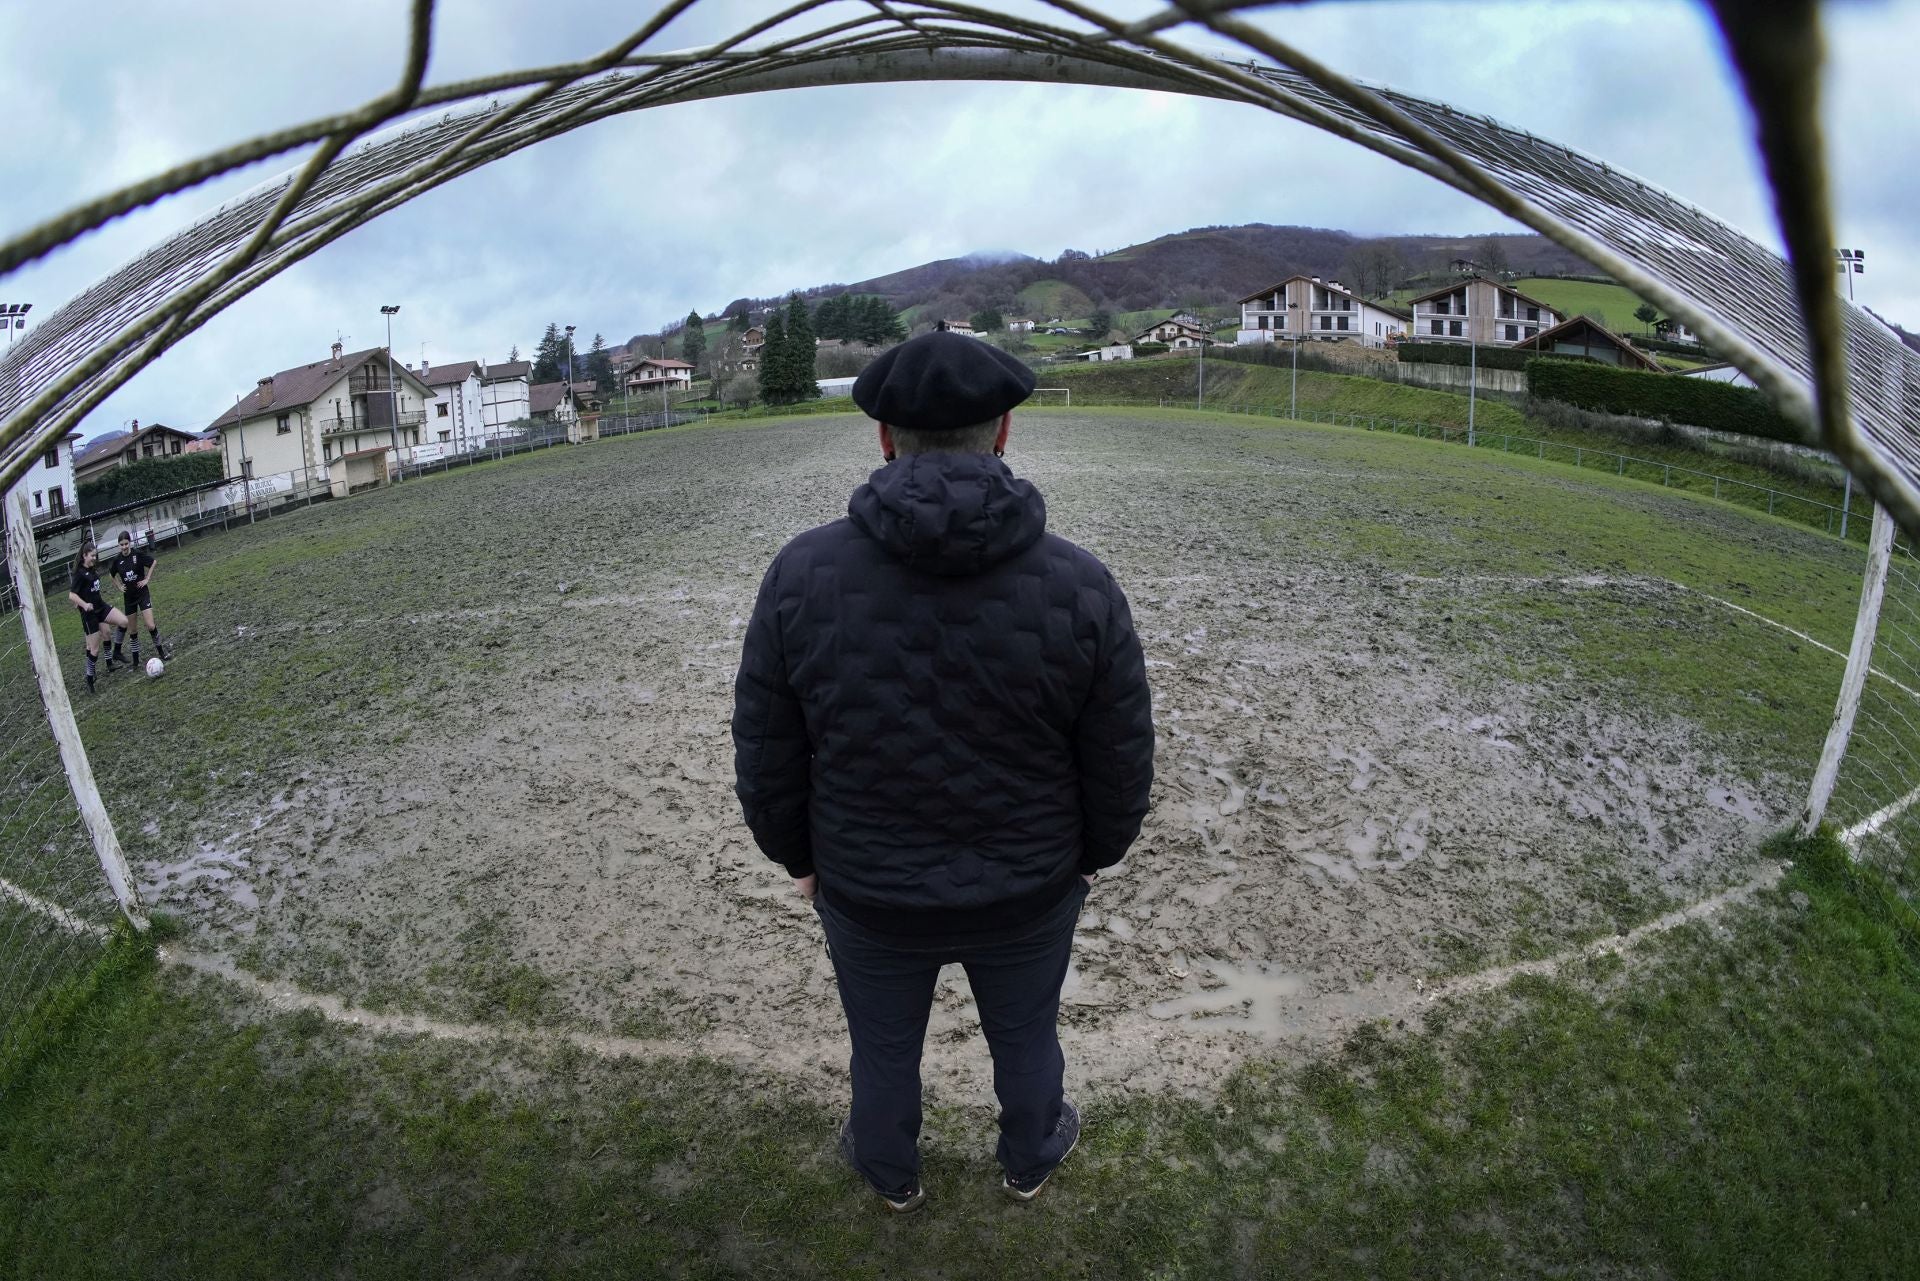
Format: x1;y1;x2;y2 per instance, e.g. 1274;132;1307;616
1287;301;1300;420
1835;248;1865;302
380;305;401;472
1;302;29;352
564;324;577;419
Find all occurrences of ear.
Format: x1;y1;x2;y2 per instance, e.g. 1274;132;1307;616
994;413;1011;454
876;421;895;458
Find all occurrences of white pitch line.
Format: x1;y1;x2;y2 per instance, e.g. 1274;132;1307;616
1841;781;1920;845
1689;590;1920;705
0;874;110;937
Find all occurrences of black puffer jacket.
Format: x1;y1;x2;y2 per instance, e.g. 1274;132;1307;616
731;451;1154;936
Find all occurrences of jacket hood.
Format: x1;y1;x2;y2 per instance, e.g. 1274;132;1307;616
846;452;1047;577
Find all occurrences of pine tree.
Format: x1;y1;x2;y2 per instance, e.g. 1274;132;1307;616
682;310;707;371
853;296;904;345
532;323;564;383
508;343;521;363
760;312;789;404
782;293;820;402
585;333;614;391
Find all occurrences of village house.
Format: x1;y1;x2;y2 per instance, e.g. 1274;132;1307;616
7;429;81;525
530;379;602;423
1006;318;1036;333
1134;315;1214;349
1510;316;1661;370
1236;277;1409;348
207;342;434;493
1077;343;1135;363
479;359;533;436
71;421;204;485
1408;276;1560;346
625;357;694;395
411;359;488;452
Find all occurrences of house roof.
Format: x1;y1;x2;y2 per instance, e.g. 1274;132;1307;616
74;423;200;469
1132;317;1212;341
207;346;432;431
529;379;600;415
480;360;532;382
1510;315;1662;371
417;360;481;387
1406;275;1560;317
633;358;693;370
1235;276;1413;319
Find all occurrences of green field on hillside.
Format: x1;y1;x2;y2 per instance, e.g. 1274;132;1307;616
1510;277;1658;334
1014;279;1095;323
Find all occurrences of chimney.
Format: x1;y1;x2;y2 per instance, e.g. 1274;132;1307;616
330;340;343;366
257;376;274;403
1310;275;1321;284
130;418;139;433
420;357;429;378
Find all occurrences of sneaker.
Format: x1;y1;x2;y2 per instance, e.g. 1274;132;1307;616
85;672;96;694
838;1119;926;1215
156;641;169;661
1002;1098;1081;1203
104;656;120;674
111;647;128;665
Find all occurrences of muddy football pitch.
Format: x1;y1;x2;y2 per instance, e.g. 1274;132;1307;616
89;407;1864;1101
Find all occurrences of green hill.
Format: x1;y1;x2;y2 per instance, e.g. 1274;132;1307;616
1015;279;1094;322
1511;278;1657;335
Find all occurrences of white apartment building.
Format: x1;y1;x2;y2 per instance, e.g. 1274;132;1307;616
7;430;80;526
208;342;433;482
1236;276;1408;348
413;359;488;452
479;359;533;436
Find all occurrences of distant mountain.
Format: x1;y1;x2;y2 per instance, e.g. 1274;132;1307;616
713;224;1596;328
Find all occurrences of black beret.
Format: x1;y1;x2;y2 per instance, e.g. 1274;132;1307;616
852;330;1037;432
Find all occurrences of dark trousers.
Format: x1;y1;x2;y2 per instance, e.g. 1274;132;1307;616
815;879;1089;1196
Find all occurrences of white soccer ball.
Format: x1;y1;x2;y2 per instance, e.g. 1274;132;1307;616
145;657;164;678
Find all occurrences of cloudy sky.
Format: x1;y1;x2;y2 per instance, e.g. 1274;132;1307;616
2;0;1914;443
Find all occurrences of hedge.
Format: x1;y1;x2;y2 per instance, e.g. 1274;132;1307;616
1395;342;1533;372
1525;358;1805;444
78;452;222;514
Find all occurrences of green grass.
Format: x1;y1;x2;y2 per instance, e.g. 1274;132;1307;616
4;829;1917;1277
1013;278;1094;322
1510;277;1658;334
1044;360;1872;543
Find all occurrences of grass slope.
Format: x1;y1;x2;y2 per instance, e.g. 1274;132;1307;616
1510;277;1657;334
1014;279;1094;322
3;832;1916;1278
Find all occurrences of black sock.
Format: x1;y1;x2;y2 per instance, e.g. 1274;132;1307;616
148;628;162;645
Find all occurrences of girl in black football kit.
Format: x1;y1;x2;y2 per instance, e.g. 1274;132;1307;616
107;530;167;665
67;540;131;694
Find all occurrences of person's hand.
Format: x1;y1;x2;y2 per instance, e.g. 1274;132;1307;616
793;873;817;902
80;601;94;613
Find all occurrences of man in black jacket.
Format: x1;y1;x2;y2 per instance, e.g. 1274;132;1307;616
731;330;1155;1213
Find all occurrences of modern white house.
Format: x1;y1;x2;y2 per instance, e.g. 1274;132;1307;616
207;342;434;490
7;430;81;526
1134;315;1214;348
1407;276;1560;346
1006;318;1036;333
479;359;533;436
412;359;488;453
1236;276;1409;348
624;357;694;395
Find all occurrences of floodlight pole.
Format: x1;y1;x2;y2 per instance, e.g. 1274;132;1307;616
1468;333;1478;447
1288;301;1300;420
1197;333;1205;410
381;304;402;476
564;323;576;423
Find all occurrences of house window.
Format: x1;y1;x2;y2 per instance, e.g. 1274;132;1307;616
43;447;58;470
276;413;292;435
1527;307;1540;321
1449;321;1463;337
1337;316;1350;331
31;490;42;510
170;440;182;454
1257;316;1269;330
1319;315;1332;331
1506;325;1519;341
1430;320;1444;335
1375;322;1382;335
436;403;450;417
47;487;65;517
438;430;451;442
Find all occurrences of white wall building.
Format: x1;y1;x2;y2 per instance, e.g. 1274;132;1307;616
7;430;80;526
479;359;533;437
1078;344;1135;362
208;342;433;484
1237;276;1409;348
413;359;488;454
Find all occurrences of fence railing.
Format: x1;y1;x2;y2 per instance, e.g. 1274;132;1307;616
1101;395;1876;545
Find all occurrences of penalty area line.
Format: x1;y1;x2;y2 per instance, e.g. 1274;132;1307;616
1841;781;1920;846
0;875;111;938
1688;590;1920;705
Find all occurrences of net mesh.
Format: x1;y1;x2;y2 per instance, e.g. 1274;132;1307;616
1829;541;1920;875
0;0;1916;536
0;560;116;1080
